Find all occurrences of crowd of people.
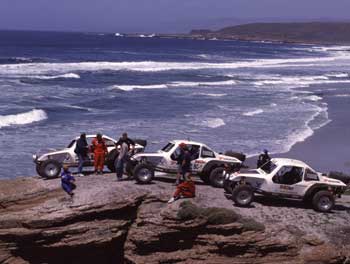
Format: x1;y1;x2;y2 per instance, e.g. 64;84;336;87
61;132;270;204
60;132;197;203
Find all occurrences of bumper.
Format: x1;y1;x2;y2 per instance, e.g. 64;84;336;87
33;154;40;164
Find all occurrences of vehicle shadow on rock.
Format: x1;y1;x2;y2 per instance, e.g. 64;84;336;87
223;193;256;208
154;175;207;186
252;195;350;212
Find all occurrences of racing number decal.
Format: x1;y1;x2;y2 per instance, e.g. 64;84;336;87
193;160;205;171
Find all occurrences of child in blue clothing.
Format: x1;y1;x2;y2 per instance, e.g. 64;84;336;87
61;165;76;197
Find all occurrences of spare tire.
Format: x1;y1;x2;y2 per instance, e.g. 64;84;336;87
133;139;147;147
224;151;246;162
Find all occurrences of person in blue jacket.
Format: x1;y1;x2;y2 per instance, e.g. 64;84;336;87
61;165;76;197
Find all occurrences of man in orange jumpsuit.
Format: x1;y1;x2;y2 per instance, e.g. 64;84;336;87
91;133;108;174
168;176;196;203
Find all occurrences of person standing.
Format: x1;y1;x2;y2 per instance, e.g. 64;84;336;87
74;133;89;177
181;145;192;182
115;141;129;181
174;143;186;185
257;149;271;170
115;132;135;152
91;133;108;174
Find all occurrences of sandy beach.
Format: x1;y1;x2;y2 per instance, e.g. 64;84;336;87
277;84;350;174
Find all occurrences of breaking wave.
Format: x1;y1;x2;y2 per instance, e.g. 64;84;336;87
111;84;168;91
0;53;346;76
200;118;226;128
31;73;81;80
194;93;227;97
110;80;236;91
0;109;48;129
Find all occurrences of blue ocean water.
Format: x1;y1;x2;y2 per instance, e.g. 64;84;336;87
1;30;350;178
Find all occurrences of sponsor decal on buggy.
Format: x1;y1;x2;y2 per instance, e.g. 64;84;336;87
280;185;294;191
193;160;205;170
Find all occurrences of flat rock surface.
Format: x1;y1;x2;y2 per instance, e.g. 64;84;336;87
0;173;349;263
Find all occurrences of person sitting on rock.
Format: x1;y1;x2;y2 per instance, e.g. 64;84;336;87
168;175;196;204
61;165;76;197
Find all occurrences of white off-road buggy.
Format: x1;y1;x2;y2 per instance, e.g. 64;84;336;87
127;140;245;187
223;158;348;212
33;135;146;179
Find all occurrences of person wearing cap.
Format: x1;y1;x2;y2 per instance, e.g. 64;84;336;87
91;133;108;174
257;149;271;170
74;133;89;177
168;174;195;204
61;165;76;197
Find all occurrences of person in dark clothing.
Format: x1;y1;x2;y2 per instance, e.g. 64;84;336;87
74;133;89;176
115;132;135;150
257;149;271;171
61;165;76;197
181;146;192;181
174;143;186;185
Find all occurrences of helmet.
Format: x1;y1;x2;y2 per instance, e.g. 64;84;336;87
179;142;187;148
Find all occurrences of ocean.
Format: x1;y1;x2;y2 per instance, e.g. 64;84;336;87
0;30;350;178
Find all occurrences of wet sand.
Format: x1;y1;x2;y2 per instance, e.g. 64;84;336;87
245;84;350;174
279;85;350;174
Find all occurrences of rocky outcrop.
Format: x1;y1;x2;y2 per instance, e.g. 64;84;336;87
0;175;349;264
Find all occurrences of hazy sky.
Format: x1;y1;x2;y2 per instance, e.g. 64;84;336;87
1;0;350;33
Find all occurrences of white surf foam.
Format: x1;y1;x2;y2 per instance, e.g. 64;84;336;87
111;84;168;91
201;118;226;128
253;75;350;88
334;94;350;97
170;80;237;87
0;109;48;128
304;95;323;102
194;93;227;97
0;53;346;76
110;80;236;91
242;109;264;117
32;73;81;80
326;72;348;78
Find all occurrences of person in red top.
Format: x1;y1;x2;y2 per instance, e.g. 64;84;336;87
168;175;196;203
91;133;108;174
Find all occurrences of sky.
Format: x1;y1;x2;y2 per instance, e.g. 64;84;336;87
0;0;350;33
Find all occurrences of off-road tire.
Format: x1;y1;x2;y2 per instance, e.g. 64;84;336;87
133;163;154;184
312;190;335;212
223;179;234;194
106;149;118;172
39;160;62;179
199;173;210;184
36;164;41;176
209;167;225;188
232;185;254;207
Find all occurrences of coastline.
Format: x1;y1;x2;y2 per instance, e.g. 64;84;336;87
276;85;350;174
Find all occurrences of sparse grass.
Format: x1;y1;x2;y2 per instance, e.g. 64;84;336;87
177;201;265;231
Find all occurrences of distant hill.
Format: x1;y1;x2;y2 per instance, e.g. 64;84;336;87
190;22;350;44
